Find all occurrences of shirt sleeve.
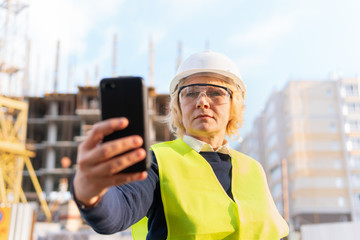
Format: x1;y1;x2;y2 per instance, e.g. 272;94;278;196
71;151;159;234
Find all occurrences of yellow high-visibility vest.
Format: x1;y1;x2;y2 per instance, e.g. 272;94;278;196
132;139;289;239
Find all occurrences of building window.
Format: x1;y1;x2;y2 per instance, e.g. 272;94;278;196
348;120;360;131
344;84;359;97
327;89;333;97
268;150;279;166
270;165;282;180
346;102;360;114
275;201;284;214
334;160;342;169
349;156;360;169
330;122;336;132
349;137;360;150
352;173;360;188
338;197;345;207
271;182;282;198
353;194;360;218
332;142;339;150
267;118;276;132
267;133;277;148
335;177;343;187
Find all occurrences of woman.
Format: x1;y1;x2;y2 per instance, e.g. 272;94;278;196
73;50;289;239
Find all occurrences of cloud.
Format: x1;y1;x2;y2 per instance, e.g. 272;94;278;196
162;0;220;13
236;56;267;73
229;13;296;46
26;0;125;94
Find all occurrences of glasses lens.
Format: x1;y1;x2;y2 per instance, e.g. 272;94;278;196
179;84;230;104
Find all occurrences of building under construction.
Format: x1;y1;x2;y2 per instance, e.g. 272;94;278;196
22;85;173;199
0;1;178;238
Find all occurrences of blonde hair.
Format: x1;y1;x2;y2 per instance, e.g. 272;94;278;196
167;75;245;139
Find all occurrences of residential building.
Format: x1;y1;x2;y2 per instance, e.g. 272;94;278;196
239;78;360;231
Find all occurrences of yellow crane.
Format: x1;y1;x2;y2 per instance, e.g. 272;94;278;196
0;95;51;221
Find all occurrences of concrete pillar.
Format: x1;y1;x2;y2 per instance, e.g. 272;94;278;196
47;123;57;144
45;148;56;194
44;175;54;195
49;101;58;116
45;101;58;195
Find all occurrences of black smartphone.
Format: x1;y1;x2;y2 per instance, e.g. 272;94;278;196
99;76;150;173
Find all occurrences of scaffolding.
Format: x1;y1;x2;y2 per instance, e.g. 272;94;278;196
0;0;30;97
0;95;51;221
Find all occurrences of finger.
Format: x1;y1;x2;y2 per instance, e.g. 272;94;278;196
83;135;143;166
85;171;148;195
109;171;148;186
93;171;148;190
91;147;146;176
81;118;129;150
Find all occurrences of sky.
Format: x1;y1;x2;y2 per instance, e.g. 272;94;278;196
1;0;359;141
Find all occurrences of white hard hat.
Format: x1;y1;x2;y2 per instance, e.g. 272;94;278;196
170;50;246;99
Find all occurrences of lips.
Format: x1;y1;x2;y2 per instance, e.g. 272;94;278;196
194;113;214;120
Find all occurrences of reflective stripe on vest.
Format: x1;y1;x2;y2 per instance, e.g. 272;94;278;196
132;139;289;239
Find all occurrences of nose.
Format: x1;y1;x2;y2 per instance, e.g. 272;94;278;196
196;92;210;109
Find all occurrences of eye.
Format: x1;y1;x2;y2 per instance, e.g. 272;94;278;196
207;89;224;97
185;91;198;98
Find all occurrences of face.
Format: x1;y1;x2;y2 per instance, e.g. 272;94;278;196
179;76;231;140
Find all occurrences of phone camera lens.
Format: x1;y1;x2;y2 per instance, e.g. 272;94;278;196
111;83;116;89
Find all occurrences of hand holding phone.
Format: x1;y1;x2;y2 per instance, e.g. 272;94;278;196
73;117;148;207
99;76;150;173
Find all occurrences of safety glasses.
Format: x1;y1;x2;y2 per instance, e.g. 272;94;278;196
178;84;232;104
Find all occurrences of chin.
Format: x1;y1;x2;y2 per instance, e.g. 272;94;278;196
191;126;216;135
